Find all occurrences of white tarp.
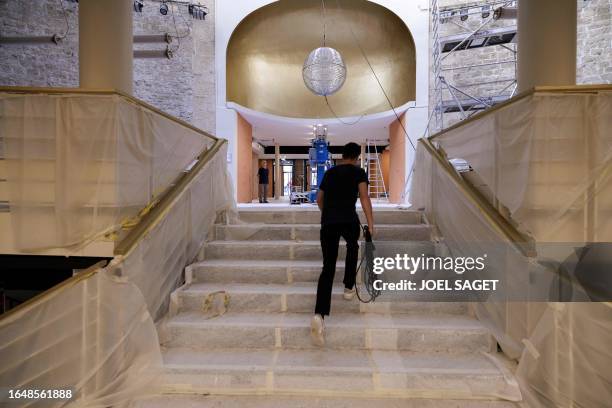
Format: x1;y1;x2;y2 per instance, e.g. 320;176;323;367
0;93;213;251
0;268;163;408
411;88;612;408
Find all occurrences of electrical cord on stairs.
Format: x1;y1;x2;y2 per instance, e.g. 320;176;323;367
355;225;381;303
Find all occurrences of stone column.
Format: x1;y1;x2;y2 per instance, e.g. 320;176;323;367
274;143;281;199
79;0;133;93
517;0;576;93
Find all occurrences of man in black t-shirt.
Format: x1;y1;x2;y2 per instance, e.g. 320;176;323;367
257;161;269;203
311;142;374;346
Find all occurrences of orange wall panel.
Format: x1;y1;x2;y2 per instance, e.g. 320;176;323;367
388;113;406;203
237;113;253;203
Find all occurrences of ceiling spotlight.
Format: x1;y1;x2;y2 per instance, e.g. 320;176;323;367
481;5;491;18
439;10;452;24
460;8;469;21
188;4;208;20
160;2;169;15
133;0;143;12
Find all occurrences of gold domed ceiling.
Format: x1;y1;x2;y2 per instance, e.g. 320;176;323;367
226;0;416;119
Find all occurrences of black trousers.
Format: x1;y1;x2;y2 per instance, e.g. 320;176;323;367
315;222;361;316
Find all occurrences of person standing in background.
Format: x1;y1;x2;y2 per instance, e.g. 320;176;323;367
258;161;270;203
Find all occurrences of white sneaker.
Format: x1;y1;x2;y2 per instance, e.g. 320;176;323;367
343;287;356;301
310;314;325;347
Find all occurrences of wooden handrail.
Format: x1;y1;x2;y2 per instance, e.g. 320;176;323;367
420;137;536;258
0;87;228;321
114;138;227;257
0;260;108;323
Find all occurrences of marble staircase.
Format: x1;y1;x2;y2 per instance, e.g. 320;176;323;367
141;208;521;406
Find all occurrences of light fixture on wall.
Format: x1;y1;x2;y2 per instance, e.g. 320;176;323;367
302;0;347;96
481;5;491;19
159;2;169;15
133;1;144;12
188;4;208;20
460;8;469;21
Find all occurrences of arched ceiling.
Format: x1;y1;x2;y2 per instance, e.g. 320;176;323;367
226;0;416;119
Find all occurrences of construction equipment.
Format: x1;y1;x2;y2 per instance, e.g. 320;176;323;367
431;0;518;133
308;125;332;203
366;140;387;199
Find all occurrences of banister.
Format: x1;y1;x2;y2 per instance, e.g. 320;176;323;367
0;259;108;323
114;138;228;257
420;137;536;258
428;84;612;141
0;86;218;142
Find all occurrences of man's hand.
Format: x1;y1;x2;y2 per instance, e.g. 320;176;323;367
358;182;374;238
316;189;324;211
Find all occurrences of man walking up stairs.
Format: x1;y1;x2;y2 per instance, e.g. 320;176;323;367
311;142;374;346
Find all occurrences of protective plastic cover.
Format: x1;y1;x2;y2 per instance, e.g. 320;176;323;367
411;89;612;407
0;269;163;408
0;142;235;407
0;93;213;251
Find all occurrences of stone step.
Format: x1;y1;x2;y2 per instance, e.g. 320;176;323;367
178;282;469;315
158;348;519;401
130;393;520;408
163;312;492;353
237;209;423;225
214;223;432;241
131;395;521;408
191;259;343;284
202;240;436;261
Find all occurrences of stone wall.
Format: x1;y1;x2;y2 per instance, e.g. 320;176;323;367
430;0;612;129
577;0;612;84
0;0;215;133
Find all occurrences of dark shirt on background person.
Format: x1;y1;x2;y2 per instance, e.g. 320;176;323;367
258;167;269;184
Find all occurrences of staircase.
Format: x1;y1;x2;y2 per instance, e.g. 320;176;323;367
135;208;520;407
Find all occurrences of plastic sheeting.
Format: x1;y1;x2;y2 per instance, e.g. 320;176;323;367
433;90;612;243
411;142;531;359
411;88;612;408
0;93;213;251
116;143;236;320
0;268;163;408
0;142;236;407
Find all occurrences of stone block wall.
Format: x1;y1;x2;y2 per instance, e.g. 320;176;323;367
577;0;612;84
0;0;215;133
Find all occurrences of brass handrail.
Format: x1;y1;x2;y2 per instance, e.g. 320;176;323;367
0;260;108;324
429;84;612;141
420;137;536;258
0;86;217;142
114;138;227;257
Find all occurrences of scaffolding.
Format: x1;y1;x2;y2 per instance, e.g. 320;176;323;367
431;0;518;134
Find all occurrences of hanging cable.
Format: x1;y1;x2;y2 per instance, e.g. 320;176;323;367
334;0;417;152
320;0;366;126
321;0;327;47
56;0;70;40
324;96;365;125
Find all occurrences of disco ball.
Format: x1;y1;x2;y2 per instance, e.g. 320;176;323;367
302;47;347;96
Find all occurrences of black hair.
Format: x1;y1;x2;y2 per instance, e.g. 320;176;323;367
342;142;361;159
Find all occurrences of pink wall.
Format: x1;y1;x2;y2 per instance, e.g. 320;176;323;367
237;113;253;203
388;113;406;203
